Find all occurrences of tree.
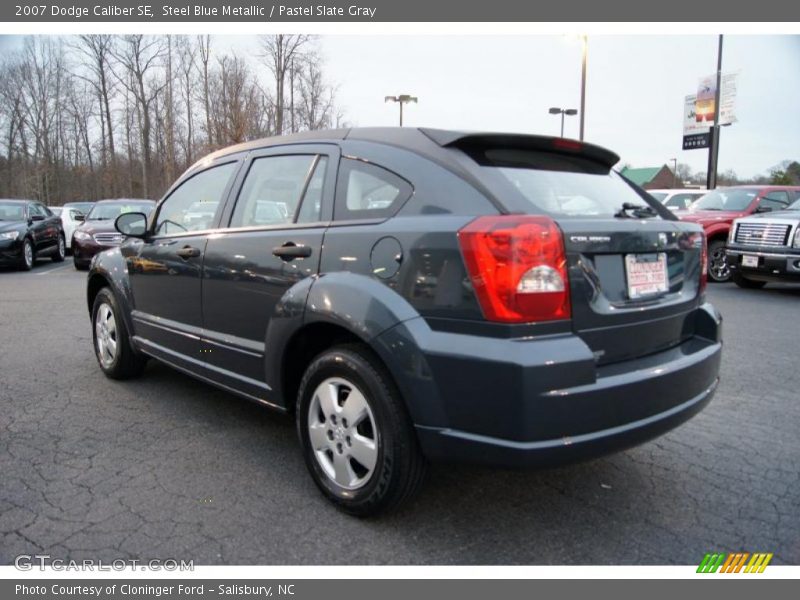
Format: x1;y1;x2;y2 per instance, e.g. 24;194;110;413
0;34;346;203
111;35;167;197
74;35;118;193
260;35;313;135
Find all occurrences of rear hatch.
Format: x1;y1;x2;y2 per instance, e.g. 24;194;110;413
428;130;705;365
558;219;703;364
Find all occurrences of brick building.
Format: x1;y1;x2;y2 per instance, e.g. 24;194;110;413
619;165;681;190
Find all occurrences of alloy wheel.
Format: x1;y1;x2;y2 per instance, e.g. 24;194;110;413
307;377;379;491
709;245;730;282
95;303;118;368
23;241;33;269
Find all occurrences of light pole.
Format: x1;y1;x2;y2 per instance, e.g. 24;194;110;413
706;35;723;190
549;107;578;138
671;158;678;187
579;35;587;141
384;94;418;127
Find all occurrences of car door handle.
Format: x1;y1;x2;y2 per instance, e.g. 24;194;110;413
272;243;313;261
176;245;201;259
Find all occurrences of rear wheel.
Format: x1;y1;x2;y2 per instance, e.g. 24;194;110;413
296;344;427;516
733;272;767;289
91;287;147;379
51;235;65;262
18;238;34;271
707;240;731;283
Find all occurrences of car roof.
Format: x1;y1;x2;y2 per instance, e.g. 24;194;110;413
93;198;154;204
0;199;33;204
649;189;705;193
190;127;621;172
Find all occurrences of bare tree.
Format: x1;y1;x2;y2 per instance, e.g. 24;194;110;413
111;35;166;197
296;55;337;131
73;35;118;192
260;35;313;135
196;35;213;148
0;34;346;203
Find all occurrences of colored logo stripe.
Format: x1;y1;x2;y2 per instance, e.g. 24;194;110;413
697;552;773;573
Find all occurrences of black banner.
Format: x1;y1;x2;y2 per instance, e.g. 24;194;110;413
2;0;800;22
3;579;797;600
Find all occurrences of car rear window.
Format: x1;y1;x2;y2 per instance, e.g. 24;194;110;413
466;148;660;218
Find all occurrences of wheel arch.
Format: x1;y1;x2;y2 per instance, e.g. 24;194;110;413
266;272;440;426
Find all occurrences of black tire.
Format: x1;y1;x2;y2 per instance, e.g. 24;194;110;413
707;240;731;283
18;238;34;271
51;234;66;262
296;344;427;517
91;287;147;380
733;272;767;289
74;257;90;271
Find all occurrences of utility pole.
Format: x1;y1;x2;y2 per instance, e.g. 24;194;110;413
706;35;723;190
671;158;678;187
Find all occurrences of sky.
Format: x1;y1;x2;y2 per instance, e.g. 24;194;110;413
222;34;800;179
2;33;798;179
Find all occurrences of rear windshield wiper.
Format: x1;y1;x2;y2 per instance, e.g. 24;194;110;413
614;202;657;219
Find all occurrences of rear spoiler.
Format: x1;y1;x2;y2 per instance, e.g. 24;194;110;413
419;128;620;169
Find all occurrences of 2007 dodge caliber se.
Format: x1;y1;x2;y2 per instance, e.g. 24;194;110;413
86;128;722;515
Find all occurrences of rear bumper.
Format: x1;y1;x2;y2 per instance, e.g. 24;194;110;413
416;376;717;468
378;303;722;468
727;247;800;283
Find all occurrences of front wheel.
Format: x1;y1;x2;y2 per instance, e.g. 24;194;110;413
733;272;767;289
19;238;34;271
91;287;147;379
296;344;427;517
707;240;731;283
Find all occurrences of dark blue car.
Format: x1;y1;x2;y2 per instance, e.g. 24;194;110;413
86;128;722;515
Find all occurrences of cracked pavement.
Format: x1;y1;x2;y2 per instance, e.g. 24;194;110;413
1;263;798;565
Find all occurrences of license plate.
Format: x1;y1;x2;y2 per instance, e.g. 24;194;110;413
742;254;759;268
625;253;669;299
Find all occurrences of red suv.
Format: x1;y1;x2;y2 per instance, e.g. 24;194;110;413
675;185;800;282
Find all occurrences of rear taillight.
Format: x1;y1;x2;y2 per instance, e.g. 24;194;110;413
690;231;708;294
458;215;571;323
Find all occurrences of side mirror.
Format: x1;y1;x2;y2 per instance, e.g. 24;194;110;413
115;212;148;238
74;213;85;222
755;205;772;213
30;214;45;222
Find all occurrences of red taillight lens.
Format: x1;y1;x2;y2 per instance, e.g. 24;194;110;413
458;215;571;323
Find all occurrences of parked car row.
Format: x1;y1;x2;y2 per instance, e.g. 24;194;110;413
669;185;800;284
0;198;161;271
0;199;66;270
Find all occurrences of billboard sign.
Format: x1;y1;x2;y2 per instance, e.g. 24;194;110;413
694;72;739;125
683;94;710;150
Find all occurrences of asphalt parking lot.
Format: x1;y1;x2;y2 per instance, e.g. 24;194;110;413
1;260;798;565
